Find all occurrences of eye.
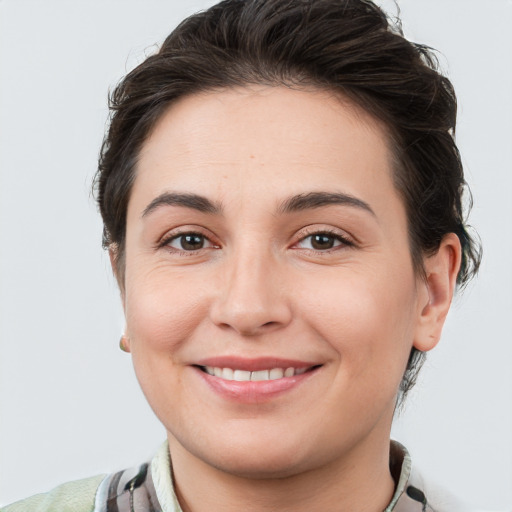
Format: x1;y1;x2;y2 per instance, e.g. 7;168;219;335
165;232;215;251
296;232;350;251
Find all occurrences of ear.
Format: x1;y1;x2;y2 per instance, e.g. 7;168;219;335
110;248;130;352
109;246;126;308
119;332;131;353
413;233;462;352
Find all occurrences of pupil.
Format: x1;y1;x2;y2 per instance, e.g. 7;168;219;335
312;234;334;250
181;234;204;250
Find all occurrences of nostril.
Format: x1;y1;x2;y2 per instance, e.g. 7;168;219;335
209;297;292;336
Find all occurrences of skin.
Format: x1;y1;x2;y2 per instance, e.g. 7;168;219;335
117;85;461;512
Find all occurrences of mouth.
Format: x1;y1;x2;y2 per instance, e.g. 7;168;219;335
192;357;323;402
197;365;319;382
191;357;323;403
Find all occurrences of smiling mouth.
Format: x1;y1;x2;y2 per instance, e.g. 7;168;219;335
197;365;320;382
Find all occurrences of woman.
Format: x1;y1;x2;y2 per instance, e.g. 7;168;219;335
1;0;484;510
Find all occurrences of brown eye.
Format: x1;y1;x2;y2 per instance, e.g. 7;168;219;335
167;233;210;251
310;234;335;250
296;232;349;251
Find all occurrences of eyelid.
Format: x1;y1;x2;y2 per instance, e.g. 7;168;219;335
156;224;355;253
157;226;220;251
168;233;215;250
292;226;356;250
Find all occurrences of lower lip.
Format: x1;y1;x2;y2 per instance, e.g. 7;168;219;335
194;367;319;403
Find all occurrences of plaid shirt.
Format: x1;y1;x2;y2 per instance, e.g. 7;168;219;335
92;440;471;512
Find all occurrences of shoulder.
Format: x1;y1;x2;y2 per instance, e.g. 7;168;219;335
0;442;171;512
389;441;486;512
1;474;106;512
413;473;492;512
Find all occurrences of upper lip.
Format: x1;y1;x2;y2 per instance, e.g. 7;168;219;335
193;356;321;372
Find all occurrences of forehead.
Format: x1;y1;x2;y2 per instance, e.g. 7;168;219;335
132;85;400;217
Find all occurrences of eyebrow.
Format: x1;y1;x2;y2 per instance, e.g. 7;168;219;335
142;190;375;218
278;192;375;216
142;192;222;217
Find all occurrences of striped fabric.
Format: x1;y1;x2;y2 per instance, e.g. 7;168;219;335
2;440;476;511
94;463;160;512
90;440;451;512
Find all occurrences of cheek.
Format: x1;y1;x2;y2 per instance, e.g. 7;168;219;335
296;268;418;372
122;264;212;424
124;261;210;356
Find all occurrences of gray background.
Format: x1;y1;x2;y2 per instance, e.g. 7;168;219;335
0;0;511;509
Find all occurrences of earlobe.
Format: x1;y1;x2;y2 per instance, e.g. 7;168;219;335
119;333;131;353
413;233;462;352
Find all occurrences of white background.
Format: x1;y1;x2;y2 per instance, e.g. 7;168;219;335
0;0;511;509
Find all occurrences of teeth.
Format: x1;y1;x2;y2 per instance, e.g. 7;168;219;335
203;366;311;381
222;368;234;380
233;370;251;381
251;370;269;381
269;368;284;380
284;367;294;377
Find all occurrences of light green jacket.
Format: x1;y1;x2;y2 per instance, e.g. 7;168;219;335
1;474;105;512
1;441;477;512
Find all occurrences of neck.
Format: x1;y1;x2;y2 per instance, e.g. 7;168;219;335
167;431;396;512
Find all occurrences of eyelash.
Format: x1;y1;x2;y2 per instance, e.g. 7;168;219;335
159;230;218;254
159;227;354;256
294;228;354;253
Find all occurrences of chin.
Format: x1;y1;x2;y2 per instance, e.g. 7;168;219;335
172;424;317;480
204;448;311;480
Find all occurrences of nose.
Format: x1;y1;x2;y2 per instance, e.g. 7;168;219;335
209;246;293;336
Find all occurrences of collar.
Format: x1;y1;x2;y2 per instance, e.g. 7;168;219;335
386;440;435;511
95;439;436;511
151;440;435;512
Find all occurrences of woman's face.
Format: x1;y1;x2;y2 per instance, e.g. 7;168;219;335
122;86;431;478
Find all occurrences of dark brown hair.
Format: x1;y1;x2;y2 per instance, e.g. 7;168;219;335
94;0;481;398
